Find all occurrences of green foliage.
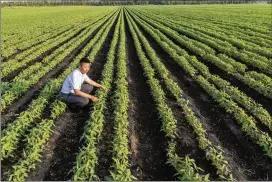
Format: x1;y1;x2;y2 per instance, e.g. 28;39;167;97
109;10;136;181
126;9;211;180
4;10;119;181
74;9;121;181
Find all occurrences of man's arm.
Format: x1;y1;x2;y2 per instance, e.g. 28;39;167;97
70;72;98;102
74;89;99;102
85;79;108;91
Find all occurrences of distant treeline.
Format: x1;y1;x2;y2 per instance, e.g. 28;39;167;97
1;0;270;6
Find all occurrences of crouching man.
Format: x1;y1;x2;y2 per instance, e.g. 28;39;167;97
59;57;107;109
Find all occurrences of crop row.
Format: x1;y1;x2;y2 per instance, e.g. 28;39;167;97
126;9;234;180
2;7;117;58
108;10;136;181
128;9;272;130
132;7;272;48
0;11;117;112
1;11;118;162
5;10;120;181
2;12;114;78
126;8;272;158
136;10;272;59
130;10;272;99
73;9;121;181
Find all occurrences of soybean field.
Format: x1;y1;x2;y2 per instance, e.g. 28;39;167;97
1;5;272;181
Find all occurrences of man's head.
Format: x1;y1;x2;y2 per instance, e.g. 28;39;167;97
79;57;91;74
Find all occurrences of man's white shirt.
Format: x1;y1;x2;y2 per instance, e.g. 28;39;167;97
61;68;91;94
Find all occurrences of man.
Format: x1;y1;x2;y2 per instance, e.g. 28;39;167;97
59;57;107;109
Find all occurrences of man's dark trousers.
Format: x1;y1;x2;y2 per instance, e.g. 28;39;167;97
59;84;93;108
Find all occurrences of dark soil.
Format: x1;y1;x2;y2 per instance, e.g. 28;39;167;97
162;26;272;135
95;27;119;180
139;12;272;114
86;16;122;180
25;111;75;181
95;83;116;180
40;17;115;181
1;101;56;181
0;16;116;181
1;16;110;129
166;99;219;180
157;18;272;73
133;11;272;133
124;13;176;181
129;11;218;180
2;9;271;182
130;11;272;180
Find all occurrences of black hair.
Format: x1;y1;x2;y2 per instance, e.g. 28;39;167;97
80;57;90;65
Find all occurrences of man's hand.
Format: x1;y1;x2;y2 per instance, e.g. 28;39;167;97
86;79;107;92
90;95;99;102
101;86;108;92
